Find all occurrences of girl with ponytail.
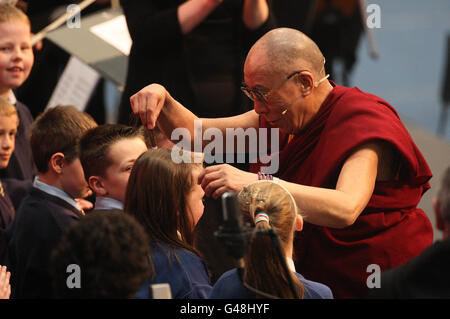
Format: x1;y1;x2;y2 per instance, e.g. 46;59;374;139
209;181;333;299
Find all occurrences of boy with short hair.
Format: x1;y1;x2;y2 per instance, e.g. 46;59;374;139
79;124;147;210
0;4;36;208
5;105;97;298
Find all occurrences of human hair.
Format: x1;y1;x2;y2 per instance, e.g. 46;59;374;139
0;97;18;125
79;124;145;180
124;149;202;276
438;167;450;222
238;181;304;299
51;210;150;299
0;3;30;26
30;106;97;173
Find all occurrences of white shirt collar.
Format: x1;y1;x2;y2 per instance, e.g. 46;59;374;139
33;176;80;210
94;196;124;210
8;91;17;105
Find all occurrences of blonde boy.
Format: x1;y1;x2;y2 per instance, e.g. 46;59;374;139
0;97;18;230
0;4;35;205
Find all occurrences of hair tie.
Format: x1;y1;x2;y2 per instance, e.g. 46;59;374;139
254;212;270;225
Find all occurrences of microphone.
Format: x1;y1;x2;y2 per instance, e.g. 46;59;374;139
281;109;288;115
214;192;251;261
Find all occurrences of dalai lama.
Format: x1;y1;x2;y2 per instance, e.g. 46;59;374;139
128;28;433;298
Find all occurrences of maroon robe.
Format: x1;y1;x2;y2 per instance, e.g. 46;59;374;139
250;83;433;298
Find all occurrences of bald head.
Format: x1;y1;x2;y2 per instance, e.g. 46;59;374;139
246;28;326;78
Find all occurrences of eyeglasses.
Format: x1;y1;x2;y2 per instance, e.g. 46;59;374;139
241;71;330;104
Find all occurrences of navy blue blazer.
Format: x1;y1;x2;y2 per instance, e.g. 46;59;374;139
0;182;15;258
369;238;450;298
135;242;212;299
4;187;83;299
0;182;15;230
209;268;334;299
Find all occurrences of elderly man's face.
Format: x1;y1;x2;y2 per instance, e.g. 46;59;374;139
243;50;306;135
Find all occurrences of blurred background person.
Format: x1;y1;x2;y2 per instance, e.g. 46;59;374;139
434;167;450;238
272;0;365;86
369;166;450;298
118;0;275;124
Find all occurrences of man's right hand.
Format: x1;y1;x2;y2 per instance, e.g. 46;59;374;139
130;84;168;130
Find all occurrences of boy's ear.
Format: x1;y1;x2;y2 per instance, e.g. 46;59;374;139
49;153;65;174
89;176;107;197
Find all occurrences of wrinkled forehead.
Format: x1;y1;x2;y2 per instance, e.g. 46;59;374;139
243;48;281;88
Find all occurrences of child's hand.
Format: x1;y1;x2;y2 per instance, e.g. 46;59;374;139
76;198;94;212
0;265;11;299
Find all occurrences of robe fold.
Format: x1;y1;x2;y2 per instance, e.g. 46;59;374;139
250;83;433;298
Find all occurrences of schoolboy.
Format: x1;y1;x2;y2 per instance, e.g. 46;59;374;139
0;98;18;257
5;105;97;298
0;4;36;208
80;124;147;210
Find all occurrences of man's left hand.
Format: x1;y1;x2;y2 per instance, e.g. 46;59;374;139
199;164;257;199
